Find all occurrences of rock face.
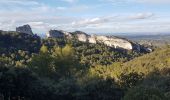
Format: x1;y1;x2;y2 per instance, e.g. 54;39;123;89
74;33;133;50
16;24;33;35
46;30;140;51
96;36;133;50
47;30;72;38
73;31;89;42
46;30;64;38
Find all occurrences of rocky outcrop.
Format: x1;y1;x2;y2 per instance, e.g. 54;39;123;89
71;32;133;50
96;36;133;50
88;35;97;44
47;30;72;38
46;30;141;51
73;31;89;42
46;30;64;38
16;24;33;35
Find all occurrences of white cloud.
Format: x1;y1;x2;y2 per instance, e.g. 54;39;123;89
104;0;170;4
71;13;154;28
0;0;39;6
0;9;157;33
60;0;78;3
0;0;169;34
71;17;104;27
128;13;154;19
136;0;170;4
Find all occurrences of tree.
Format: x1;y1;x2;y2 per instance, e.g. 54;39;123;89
77;78;123;100
0;67;39;100
40;45;48;53
118;72;144;88
123;86;167;100
52;45;80;78
28;53;55;78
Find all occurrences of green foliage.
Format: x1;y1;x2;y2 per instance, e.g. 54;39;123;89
29;53;55;77
0;31;41;53
1;31;170;100
123;86;167;100
42;38;143;66
0;67;39;100
118;72;144;88
40;45;48;53
122;47;170;74
77;78;123;100
29;44;81;79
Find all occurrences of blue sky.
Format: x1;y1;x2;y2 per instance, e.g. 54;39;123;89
0;0;170;34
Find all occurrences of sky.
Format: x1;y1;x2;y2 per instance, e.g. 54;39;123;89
0;0;170;34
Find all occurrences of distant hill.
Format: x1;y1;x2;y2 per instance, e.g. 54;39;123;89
123;34;170;47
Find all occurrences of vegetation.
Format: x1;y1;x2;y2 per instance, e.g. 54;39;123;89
0;31;170;100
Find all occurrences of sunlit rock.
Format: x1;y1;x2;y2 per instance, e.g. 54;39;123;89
46;30;139;51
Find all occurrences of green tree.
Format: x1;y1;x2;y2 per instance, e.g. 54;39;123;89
78;78;123;100
123;86;167;100
40;45;48;53
118;72;144;88
29;53;55;77
52;44;80;77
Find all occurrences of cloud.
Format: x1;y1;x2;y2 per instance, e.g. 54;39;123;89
0;8;156;33
72;18;103;27
136;0;170;4
104;0;170;4
128;13;154;19
60;0;78;3
0;0;169;34
0;0;39;6
71;13;154;28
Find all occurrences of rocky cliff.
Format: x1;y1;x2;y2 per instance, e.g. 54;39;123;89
46;30;142;51
16;24;33;35
47;30;72;39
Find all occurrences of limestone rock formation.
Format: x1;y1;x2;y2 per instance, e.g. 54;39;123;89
95;36;133;50
72;31;133;50
73;31;89;42
88;35;97;44
46;30;141;51
16;24;33;35
46;30;64;38
47;30;72;38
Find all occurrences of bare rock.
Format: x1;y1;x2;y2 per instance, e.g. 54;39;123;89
46;30;72;38
46;30;141;51
16;24;33;35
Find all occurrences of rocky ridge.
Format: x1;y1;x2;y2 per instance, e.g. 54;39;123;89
12;24;149;51
46;30;141;51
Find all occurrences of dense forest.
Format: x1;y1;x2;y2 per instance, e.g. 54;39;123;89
0;31;170;100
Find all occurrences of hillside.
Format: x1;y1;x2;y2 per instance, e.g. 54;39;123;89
122;47;170;74
0;30;147;67
0;28;169;100
88;46;170;100
43;38;144;66
0;31;41;53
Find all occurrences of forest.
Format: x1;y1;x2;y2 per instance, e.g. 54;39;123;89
0;31;170;100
